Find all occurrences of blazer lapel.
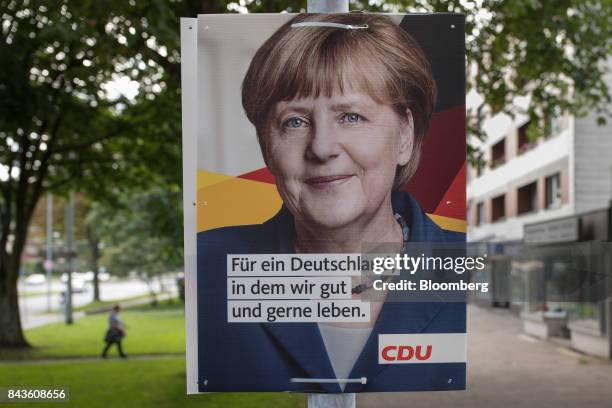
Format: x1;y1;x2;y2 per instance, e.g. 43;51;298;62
343;300;444;393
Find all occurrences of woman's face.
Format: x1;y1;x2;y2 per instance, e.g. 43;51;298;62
265;89;414;230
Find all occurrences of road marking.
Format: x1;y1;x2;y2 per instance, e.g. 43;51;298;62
556;347;584;360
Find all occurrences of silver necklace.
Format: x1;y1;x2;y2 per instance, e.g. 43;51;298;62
351;213;410;294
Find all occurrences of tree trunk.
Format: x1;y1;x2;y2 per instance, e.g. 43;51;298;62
0;174;40;348
0;191;32;348
92;269;100;302
0;261;30;348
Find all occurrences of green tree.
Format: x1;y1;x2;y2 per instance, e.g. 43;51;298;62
92;187;183;301
0;0;180;347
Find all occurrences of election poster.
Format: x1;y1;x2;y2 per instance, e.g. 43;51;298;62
181;12;467;393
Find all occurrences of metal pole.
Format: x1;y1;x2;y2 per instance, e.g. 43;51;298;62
605;244;612;359
64;191;74;325
46;194;53;312
305;1;354;407
607;202;612;359
307;0;349;13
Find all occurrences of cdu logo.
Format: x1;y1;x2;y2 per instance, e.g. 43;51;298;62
378;333;466;364
381;344;433;362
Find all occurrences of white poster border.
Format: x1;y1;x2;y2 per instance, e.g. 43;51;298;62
180;17;199;395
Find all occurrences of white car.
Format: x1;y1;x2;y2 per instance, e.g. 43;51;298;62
72;278;86;293
61;272;86;282
82;270;110;282
59;274;87;292
24;274;46;285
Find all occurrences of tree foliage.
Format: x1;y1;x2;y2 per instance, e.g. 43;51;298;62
358;0;611;156
0;0;181;346
91;187;183;278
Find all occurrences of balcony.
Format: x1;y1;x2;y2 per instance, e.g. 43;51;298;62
468;128;571;201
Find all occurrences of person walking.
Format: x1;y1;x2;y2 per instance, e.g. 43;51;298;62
101;304;127;358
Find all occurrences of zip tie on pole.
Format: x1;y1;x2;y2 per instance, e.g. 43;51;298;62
291;377;367;384
291;22;368;30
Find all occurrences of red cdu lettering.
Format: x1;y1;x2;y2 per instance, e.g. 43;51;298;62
381;345;397;361
415;345;432;361
380;344;433;361
397;345;414;361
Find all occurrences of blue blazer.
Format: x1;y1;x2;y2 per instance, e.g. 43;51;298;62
196;191;466;393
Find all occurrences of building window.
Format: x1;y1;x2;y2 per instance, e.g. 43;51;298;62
490;139;506;169
517;182;538;215
491;194;506;222
545;173;561;209
545;107;563;138
476;202;484;226
517;121;533;155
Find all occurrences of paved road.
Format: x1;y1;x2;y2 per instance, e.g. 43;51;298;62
18;277;178;329
359;305;612;408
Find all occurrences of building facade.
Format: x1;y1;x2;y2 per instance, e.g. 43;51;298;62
466;76;612;359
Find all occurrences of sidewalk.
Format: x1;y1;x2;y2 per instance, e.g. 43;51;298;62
22;311;86;330
359;304;612;408
0;352;185;365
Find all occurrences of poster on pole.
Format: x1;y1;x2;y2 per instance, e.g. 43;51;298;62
181;12;467;393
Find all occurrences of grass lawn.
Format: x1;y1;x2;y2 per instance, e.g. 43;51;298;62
0;300;305;407
0;357;305;408
2;300;185;360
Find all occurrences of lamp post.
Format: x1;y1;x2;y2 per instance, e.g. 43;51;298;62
307;0;348;13
64;191;74;325
45;194;53;312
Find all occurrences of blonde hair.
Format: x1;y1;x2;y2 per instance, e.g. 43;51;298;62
242;13;436;189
